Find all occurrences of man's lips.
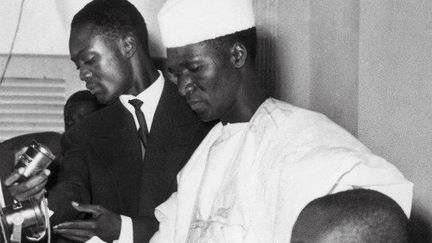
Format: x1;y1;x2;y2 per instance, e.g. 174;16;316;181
187;99;205;110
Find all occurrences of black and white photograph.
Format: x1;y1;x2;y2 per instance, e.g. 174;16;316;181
0;0;431;242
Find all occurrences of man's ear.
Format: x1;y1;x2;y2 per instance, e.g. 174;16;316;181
121;35;137;58
230;42;247;68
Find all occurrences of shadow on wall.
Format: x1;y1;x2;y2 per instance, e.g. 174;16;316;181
152;57;166;74
409;205;432;243
255;27;277;98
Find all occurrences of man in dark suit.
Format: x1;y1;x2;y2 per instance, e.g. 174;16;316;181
6;0;212;242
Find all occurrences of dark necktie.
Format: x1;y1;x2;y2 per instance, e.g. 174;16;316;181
128;99;149;149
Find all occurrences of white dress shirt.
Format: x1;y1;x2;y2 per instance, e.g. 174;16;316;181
0;180;4;208
119;70;165;134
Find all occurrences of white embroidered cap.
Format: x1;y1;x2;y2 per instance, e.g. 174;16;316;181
158;0;255;48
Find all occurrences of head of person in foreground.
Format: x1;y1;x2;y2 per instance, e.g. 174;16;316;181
291;189;410;243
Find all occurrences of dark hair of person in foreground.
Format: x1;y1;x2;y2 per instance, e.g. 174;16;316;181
291;189;410;243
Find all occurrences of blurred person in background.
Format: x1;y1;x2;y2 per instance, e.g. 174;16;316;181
63;90;104;131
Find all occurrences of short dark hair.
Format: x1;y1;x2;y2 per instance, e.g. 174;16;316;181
71;0;149;52
202;27;257;62
293;189;410;243
64;90;102;115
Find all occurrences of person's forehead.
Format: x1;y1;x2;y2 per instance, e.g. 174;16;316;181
69;24;108;57
69;26;92;56
70;23;97;44
167;43;206;57
166;42;223;66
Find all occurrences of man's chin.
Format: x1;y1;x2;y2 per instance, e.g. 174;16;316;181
96;94;115;105
196;112;216;123
97;99;109;105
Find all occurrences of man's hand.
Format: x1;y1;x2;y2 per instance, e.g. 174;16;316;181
53;202;121;242
4;169;50;201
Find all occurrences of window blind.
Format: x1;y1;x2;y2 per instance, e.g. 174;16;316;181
0;77;65;142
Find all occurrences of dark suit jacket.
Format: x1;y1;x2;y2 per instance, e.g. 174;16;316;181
0;144;15;207
0;144;14;242
49;80;213;242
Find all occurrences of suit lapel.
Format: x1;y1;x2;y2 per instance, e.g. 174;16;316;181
87;101;143;215
138;80;201;215
83;81;205;216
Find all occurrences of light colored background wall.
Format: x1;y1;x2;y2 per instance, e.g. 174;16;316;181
309;0;360;136
0;0;431;241
357;1;432;240
0;0;166;57
0;55;81;98
0;55;80;139
262;0;431;241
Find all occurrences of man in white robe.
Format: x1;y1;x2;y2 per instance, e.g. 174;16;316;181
152;0;413;242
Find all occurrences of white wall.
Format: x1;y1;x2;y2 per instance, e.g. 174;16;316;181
358;1;432;240
262;0;432;240
274;0;311;109
0;0;166;57
0;1;70;55
272;0;360;135
309;0;359;136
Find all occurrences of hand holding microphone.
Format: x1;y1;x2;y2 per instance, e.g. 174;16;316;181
1;141;55;243
4;141;54;201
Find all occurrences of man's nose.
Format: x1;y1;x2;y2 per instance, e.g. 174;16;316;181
79;68;92;82
177;75;195;96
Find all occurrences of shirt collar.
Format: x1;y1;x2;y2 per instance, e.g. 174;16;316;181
119;70;165;131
